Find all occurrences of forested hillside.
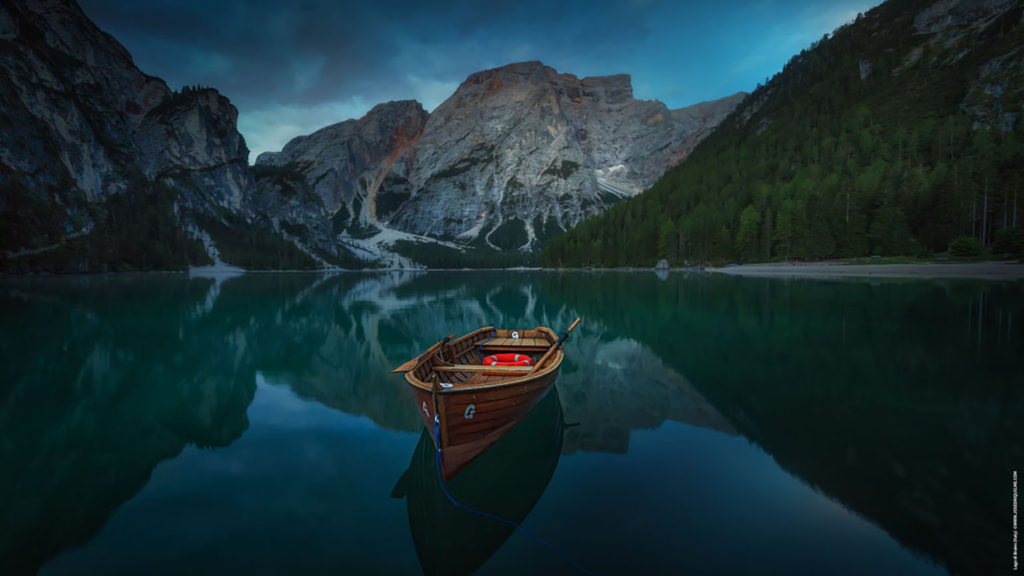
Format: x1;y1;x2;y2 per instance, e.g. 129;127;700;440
543;0;1024;267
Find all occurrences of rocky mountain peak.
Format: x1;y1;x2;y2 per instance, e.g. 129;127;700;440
455;61;635;107
253;61;745;265
258;99;426;165
1;0;744;271
463;60;554;83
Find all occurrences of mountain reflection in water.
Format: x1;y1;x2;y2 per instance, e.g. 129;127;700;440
0;271;1018;575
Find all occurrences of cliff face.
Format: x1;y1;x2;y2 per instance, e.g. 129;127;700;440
1;0;161;251
252;100;430;263
544;0;1024;267
254;62;745;262
134;88;253;214
1;0;743;270
0;0;255;270
386;63;743;249
255;100;428;213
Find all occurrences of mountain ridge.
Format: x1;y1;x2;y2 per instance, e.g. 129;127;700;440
253;60;746;266
0;0;294;272
0;0;744;272
544;0;1024;267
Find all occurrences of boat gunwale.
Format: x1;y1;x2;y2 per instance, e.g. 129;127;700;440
403;326;562;394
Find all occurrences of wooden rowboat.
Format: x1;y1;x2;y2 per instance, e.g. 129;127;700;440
392;318;580;479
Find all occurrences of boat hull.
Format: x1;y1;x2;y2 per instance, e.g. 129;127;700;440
409;366;560;479
394;324;570;479
391;386;565;575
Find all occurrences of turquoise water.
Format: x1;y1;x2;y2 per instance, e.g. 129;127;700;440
1;271;1021;575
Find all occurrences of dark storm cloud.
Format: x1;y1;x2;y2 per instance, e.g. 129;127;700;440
77;0;878;158
79;0;390;105
79;0;657;108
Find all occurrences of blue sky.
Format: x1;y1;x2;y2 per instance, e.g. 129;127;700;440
79;0;880;160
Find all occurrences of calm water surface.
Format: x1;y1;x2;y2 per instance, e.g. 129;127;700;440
1;271;1021;575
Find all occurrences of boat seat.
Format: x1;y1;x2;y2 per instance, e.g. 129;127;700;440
478;344;548;353
434;364;533;373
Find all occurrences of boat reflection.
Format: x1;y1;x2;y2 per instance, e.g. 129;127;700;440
391;385;565;576
7;271;1017;575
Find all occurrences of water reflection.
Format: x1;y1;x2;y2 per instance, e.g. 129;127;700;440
0;271;1019;575
0;276;257;575
538;271;1023;576
391;386;564;575
557;335;736;454
0;272;719;574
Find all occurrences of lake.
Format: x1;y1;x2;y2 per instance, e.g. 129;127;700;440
1;271;1021;575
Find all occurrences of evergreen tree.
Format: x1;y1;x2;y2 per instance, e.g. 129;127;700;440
543;0;1024;267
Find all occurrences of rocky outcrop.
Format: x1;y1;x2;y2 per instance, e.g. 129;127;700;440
252;100;429;260
1;1;743;270
387;63;742;248
963;44;1024;131
134;88;254;214
255;100;428;213
254;62;745;262
1;0;163;251
905;0;1024;129
0;0;254;267
912;0;1019;35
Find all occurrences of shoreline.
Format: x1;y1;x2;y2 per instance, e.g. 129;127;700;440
706;261;1024;280
5;261;1024;280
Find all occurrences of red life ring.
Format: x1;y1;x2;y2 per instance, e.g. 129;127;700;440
481;353;534;367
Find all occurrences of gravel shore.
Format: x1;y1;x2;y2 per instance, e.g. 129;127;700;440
707;261;1024;280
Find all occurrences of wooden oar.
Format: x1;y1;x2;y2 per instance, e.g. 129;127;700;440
530;317;581;373
390;334;456;373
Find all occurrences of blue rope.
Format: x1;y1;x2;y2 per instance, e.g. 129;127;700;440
476;326;496;362
432;417;592;575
